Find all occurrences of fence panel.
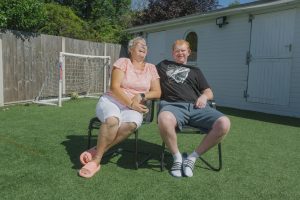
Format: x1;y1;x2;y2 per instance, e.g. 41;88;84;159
0;31;123;104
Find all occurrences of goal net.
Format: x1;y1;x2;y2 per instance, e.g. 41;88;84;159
34;52;111;106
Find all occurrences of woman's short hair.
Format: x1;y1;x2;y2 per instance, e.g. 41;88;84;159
128;36;146;53
172;40;191;52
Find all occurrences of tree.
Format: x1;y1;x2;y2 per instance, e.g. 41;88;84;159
0;0;132;43
43;0;93;19
44;0;131;21
87;0;132;44
132;0;219;26
228;0;241;7
0;10;7;28
39;3;97;41
0;0;46;32
42;0;132;43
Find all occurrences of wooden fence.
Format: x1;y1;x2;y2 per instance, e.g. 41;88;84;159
0;30;125;106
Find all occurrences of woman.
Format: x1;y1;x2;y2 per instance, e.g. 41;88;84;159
79;37;161;178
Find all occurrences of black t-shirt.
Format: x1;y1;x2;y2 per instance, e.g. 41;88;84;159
156;60;210;103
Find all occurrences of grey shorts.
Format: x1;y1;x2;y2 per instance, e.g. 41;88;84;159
159;100;224;132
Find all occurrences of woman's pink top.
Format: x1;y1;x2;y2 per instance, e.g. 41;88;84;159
108;57;159;99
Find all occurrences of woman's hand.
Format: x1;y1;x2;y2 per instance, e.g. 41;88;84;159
130;94;148;113
131;101;149;114
131;94;143;104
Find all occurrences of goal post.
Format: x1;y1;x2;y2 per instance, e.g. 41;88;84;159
58;52;111;107
34;52;111;107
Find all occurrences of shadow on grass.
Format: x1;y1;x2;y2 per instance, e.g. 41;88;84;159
61;135;163;171
219;107;300;127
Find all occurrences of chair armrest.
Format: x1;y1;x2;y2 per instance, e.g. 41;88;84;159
154;99;216;109
207;100;216;109
88;117;101;130
142;100;155;124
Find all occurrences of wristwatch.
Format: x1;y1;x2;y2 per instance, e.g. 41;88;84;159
140;93;146;100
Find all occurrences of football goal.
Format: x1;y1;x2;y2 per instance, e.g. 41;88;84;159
34;52;111;107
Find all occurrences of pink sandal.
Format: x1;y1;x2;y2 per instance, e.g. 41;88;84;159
78;161;101;178
80;146;97;165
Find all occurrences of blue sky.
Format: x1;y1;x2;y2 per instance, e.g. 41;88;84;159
131;0;257;10
218;0;256;7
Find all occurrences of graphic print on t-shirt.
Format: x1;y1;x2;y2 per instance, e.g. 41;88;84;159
166;64;190;83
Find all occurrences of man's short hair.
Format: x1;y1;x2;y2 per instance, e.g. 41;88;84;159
172;40;191;52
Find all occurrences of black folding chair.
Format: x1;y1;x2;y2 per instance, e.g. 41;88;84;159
160;100;222;172
87;100;155;169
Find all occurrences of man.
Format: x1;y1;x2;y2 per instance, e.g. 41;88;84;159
156;40;230;177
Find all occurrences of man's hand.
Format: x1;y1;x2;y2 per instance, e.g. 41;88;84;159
195;94;207;108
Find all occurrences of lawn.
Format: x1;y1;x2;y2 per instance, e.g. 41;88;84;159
0;99;299;200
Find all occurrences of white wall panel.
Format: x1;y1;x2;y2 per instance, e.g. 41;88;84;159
144;7;300;117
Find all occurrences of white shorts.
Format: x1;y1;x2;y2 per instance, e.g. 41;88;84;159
96;95;143;128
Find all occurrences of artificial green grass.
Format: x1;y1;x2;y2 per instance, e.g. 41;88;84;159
0;99;299;200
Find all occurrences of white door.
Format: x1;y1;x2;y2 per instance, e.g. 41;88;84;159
147;31;166;65
247;9;295;105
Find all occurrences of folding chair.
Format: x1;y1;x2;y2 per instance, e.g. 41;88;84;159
160;100;222;172
86;100;155;170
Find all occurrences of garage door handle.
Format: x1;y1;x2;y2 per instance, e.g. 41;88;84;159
285;44;292;52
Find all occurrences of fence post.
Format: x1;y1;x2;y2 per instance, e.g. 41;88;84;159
0;33;4;107
61;37;66;95
104;43;107;93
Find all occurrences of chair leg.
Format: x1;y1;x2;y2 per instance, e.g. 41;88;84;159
160;142;166;172
134;129;152;170
198;143;222;171
218;143;222;170
135;130;139;169
87;128;92;149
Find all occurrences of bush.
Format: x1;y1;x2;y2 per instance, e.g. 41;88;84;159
39;3;96;41
70;92;79;100
0;0;46;32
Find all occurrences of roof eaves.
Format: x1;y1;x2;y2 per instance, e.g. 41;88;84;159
127;0;297;33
